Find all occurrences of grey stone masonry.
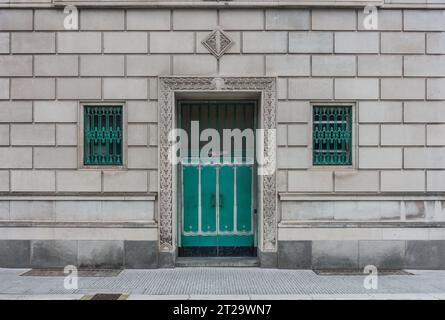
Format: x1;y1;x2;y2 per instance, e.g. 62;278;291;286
0;7;442;198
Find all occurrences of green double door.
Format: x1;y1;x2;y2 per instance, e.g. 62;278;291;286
178;101;256;257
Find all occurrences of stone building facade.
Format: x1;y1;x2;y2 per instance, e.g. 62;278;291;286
0;0;445;269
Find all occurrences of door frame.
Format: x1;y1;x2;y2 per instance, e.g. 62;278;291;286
176;100;258;256
158;77;277;267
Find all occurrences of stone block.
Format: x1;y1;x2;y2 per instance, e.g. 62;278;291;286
427;78;445;100
128;124;148;146
56;171;102;192
78;241;123;268
334;171;379;192
281;201;334;220
288;171;333;192
277;78;287;99
57;32;102;53
103;79;147;100
312;241;359;269
358;55;403;76
219;55;264;76
34;9;66;30
31;240;77;268
128;101;157;123
427;33;445;54
173;55;217;76
128;147;158;169
57;78;101;99
404;56;445;77
405;240;445;269
104;32;148;53
11;124;55;146
335;78;379;99
404;147;445;169
150;32;194;53
55;201;102;221
289;32;333;53
219;9;264;30
0;102;32;123
81;9;125;30
359;125;379;146
335;32;379;53
80;55;125;76
0;33;9;53
277;170;287;192
0;200;8;219
0;148;32;168
266;55;310;76
404;10;445;31
11;32;55;53
173;9;217;30
381;125;425;146
127;55;171;76
427;171;445;192
10;201;54;220
276;101;309;123
427;125;445;146
381;78;425;100
102;201;154;221
358;9;402;31
11;170;55;192
56;124;77;146
11;78;55;100
0;79;8;99
358;147;402;169
34;101;77;123
288;78;333;99
0;170;8;191
0;240;30;268
359;240;405;269
265;9;310;30
124;241;158;269
312;55;356;76
0;55;32;76
0;10;33;30
381;32;425;53
148;125;157;146
34;147;77;169
278;241;312;269
287;124;308;146
0;125;8;146
277;147;308;169
103;171;148;192
381;171;425;192
312;9;357;30
34;55;78;77
148;171;158;192
127;9;171;30
243;32;287;53
404;102;445;123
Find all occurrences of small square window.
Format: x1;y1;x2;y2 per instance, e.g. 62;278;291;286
313;105;352;166
84;105;123;166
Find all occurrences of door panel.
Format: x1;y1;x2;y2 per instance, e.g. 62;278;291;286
179;101;256;257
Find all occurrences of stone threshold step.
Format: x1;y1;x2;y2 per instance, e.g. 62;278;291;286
175;257;260;268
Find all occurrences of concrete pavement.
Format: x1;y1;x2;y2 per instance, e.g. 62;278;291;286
1;268;445;300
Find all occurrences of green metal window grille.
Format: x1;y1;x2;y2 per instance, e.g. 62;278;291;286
84;106;123;166
313;106;352;165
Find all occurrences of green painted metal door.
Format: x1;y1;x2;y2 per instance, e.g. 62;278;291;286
179;101;256;257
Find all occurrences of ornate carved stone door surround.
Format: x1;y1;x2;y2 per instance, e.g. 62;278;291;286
158;76;277;265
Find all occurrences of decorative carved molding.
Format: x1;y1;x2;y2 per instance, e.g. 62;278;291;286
158;76;277;252
201;28;234;59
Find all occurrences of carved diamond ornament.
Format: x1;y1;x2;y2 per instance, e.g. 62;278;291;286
202;28;234;59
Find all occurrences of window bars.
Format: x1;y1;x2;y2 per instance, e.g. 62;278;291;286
84;106;123;165
313;106;352;165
